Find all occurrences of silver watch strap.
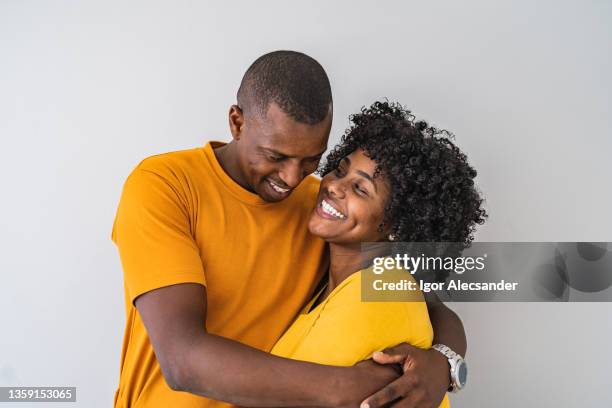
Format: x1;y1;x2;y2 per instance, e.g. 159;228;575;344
432;344;465;393
432;343;463;360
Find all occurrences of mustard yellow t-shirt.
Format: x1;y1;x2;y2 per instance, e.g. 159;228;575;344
111;141;326;408
271;270;451;408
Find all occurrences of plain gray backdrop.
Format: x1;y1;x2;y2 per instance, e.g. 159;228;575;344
1;1;611;407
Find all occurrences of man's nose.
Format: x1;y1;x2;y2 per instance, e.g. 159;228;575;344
279;161;305;189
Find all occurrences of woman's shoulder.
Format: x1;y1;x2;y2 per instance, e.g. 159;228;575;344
287;269;435;364
331;271;431;326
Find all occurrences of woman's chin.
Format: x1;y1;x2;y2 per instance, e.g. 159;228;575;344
308;218;325;238
308;216;336;241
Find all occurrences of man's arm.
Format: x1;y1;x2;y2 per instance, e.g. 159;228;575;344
116;167;446;408
136;282;399;407
361;294;467;408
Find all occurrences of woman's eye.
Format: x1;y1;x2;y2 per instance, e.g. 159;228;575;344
269;155;284;162
354;183;368;196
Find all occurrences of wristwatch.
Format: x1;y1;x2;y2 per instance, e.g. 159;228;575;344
432;344;467;393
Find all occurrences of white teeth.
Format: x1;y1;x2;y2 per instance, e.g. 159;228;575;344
269;180;290;193
321;199;346;219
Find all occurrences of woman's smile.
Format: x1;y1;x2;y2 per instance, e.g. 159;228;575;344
316;198;347;220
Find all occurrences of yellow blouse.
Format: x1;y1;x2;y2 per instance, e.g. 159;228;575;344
271;269;450;408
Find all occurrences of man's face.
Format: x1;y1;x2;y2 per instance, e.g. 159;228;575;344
233;103;332;202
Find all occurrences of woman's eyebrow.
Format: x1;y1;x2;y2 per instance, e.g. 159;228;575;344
356;170;377;192
342;156;376;191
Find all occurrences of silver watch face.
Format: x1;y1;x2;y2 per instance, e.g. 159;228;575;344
456;360;468;388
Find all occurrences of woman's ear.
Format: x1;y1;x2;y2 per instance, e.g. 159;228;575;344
228;105;245;141
377;221;395;242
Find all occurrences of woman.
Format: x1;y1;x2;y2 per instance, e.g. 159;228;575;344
271;101;487;408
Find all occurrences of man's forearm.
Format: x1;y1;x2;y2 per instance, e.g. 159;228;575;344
173;332;392;407
135;283;397;407
426;298;467;357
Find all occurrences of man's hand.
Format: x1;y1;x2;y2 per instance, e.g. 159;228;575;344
360;344;450;408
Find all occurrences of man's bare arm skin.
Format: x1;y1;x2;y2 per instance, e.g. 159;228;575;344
362;294;467;408
135;283;399;407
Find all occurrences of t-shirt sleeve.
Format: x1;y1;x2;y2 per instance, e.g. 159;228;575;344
111;166;206;304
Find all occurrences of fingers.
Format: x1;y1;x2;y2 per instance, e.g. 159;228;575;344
361;376;407;408
402;356;416;371
383;343;418;355
363;353;436;408
373;345;419;372
373;352;417;373
372;351;405;365
389;387;433;408
363;376;433;408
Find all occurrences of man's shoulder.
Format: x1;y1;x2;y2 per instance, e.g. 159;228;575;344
294;174;321;198
283;175;320;214
126;147;215;191
136;147;205;175
301;174;321;187
120;148;213;200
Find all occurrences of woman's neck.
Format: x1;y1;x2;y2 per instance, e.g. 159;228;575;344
327;243;365;292
326;241;389;292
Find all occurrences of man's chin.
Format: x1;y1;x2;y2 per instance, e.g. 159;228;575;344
253;186;284;203
260;194;284;203
265;194;293;203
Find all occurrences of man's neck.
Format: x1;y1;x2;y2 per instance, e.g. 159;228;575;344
213;141;253;193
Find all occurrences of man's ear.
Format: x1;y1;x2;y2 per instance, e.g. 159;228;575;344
228;105;245;141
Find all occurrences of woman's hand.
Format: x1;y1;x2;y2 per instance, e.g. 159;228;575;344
360;343;450;408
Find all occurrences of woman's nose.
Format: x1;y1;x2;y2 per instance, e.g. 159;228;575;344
327;178;346;198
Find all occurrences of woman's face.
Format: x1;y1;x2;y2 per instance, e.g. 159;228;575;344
308;148;391;244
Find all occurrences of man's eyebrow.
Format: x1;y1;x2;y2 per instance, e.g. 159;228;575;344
260;147;287;157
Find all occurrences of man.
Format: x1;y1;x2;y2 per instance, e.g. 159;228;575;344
112;50;467;408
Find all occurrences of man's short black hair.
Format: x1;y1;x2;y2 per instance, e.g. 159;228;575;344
237;50;332;125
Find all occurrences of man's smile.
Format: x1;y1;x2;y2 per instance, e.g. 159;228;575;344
267;178;291;194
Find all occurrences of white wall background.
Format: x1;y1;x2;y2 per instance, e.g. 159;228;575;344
1;1;611;407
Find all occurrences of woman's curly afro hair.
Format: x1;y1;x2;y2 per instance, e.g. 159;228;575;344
319;101;487;245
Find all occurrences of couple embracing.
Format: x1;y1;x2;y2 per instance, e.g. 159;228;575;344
112;50;486;408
